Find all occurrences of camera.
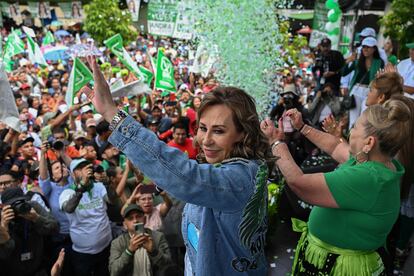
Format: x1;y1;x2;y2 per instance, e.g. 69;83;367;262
47;137;65;151
10;198;31;215
283;94;295;109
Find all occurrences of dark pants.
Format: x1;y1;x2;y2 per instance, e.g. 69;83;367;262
49;233;73;276
71;246;110;276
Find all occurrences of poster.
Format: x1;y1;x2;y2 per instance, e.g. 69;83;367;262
71;1;83;19
8;3;21;18
38;1;51;19
27;2;39;17
147;0;193;39
127;0;141;22
309;0;330;48
58;2;72;18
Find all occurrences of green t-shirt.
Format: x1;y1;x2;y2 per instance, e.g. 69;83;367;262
308;156;404;250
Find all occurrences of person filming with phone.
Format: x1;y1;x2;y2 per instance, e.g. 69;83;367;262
109;203;172;276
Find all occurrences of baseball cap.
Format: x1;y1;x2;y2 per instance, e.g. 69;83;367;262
73;131;86;140
17;137;34;148
122;204;144;218
81;105;93;114
362;37;377;47
160;91;170;98
406;42;414;49
320;38;331;47
69;158;89;173
179;84;188;91
86;118;97;128
360;27;376;38
20;83;31;90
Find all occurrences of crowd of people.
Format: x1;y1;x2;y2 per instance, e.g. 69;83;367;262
0;23;413;276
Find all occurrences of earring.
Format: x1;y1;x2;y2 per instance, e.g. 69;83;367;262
355;149;369;163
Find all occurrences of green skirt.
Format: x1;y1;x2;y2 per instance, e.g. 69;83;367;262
291;219;385;276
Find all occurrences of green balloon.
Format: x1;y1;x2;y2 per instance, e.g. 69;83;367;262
342;36;350;43
325;0;339;10
328;27;340;36
328;10;339;22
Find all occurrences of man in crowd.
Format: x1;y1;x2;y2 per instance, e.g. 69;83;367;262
0;187;58;275
397;42;414;99
59;158;114;276
109;204;171;276
167;123;197;159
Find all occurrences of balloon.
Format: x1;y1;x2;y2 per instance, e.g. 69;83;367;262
328;27;340;36
325;0;339;10
342;36;351;43
327;9;340;22
328;35;339;46
325;22;336;33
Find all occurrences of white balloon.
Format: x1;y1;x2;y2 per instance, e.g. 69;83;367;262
325;22;336;32
327;9;336;18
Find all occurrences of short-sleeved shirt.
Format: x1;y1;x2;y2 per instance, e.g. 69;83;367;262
167;138;198;160
308;156;404;250
59;182;112;254
397;58;414;99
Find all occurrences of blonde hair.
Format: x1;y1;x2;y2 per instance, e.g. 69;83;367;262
370;72;403;102
363;98;412;157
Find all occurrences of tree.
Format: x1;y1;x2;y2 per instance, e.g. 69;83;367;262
83;0;137;46
379;0;414;58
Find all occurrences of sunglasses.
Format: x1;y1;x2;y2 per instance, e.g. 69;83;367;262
0;180;15;186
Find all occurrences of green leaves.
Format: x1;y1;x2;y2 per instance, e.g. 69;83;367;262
380;0;414;58
83;0;137;45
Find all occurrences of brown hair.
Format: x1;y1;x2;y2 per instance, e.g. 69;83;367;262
370;72;403;102
196;86;274;166
363;98;411;158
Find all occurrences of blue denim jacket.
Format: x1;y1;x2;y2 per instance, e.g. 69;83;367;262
109;116;268;276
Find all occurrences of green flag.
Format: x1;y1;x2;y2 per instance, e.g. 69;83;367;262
65;58;93;106
139;66;154;86
104;34;144;81
42;31;55;46
155;49;176;92
26;35;47;67
2;31;25;72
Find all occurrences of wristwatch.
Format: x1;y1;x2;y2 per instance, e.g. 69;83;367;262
109;109;128;131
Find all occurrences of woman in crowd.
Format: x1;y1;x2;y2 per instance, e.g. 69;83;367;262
83;55;273;275
342;37;384;129
261;98;412;275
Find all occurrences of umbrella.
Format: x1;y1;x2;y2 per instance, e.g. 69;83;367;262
297;26;312;34
51;21;63;27
54;30;71;38
43;45;70;61
66;43;102;58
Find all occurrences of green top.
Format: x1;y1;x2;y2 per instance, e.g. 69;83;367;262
341;58;384;91
308;156;404;250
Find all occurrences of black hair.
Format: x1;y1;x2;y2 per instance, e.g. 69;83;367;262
96;120;110;135
358;46;381;73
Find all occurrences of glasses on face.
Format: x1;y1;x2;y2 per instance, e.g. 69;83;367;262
0;180;15;187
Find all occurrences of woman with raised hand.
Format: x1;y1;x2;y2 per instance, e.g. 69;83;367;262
261;98;412;275
81;56;273;276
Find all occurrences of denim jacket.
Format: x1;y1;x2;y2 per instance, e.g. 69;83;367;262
109;116;268;276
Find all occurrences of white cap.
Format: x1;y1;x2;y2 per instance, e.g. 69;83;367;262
362;37;377;47
81;105;92;114
179;84;188;91
360;27;376;38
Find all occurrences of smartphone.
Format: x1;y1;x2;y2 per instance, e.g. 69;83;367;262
134;223;144;235
140;184;156;194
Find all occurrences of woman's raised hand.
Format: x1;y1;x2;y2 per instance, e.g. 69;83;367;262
81;56;118;122
260;117;285;144
285;108;304;130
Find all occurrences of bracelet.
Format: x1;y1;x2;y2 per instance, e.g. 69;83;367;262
125;249;133;256
300;125;312;136
297;124;305;132
109;109;128;131
271;140;285;152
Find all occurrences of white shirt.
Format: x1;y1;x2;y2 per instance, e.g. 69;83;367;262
397;58;414;99
59;182;112;254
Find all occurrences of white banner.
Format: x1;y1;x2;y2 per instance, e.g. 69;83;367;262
38;1;51;19
0;63;21;131
127;0;141;22
71;1;83;19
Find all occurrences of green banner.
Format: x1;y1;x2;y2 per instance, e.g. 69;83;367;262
65;58;93;106
147;0;193;39
155;49;176;92
309;0;329;48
